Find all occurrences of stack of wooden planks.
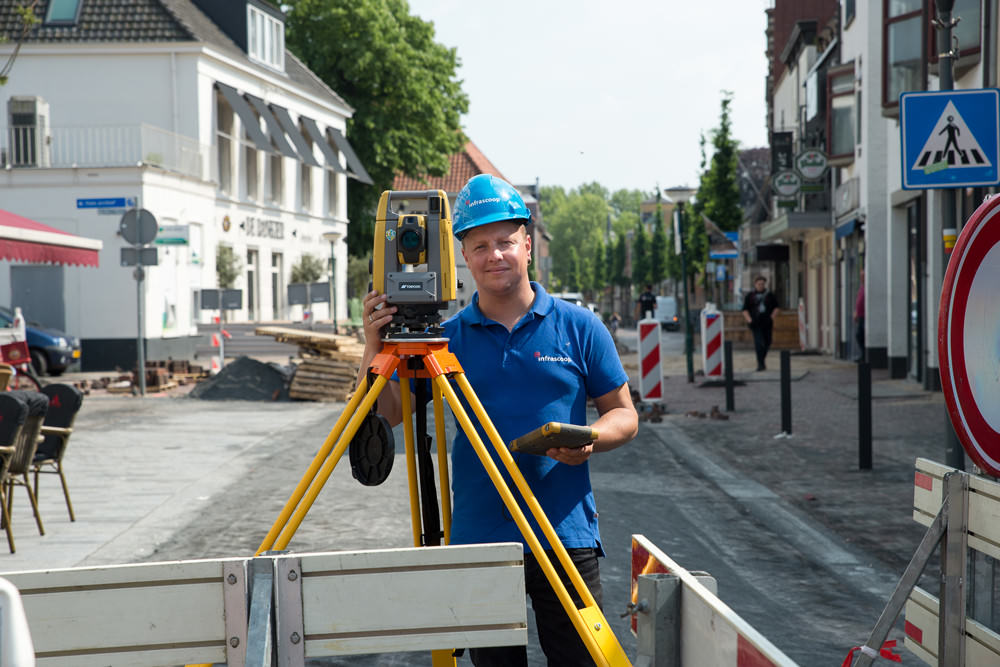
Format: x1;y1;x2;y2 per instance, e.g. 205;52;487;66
255;326;365;401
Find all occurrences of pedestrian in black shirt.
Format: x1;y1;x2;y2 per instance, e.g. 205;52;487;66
636;284;656;322
742;276;780;371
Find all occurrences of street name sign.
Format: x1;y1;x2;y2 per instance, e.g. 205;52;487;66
938;193;1000;476
77;197;136;209
900;89;1000;189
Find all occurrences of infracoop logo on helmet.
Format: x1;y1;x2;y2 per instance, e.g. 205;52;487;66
467;197;501;207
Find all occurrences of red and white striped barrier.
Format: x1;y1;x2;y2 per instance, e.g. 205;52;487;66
631;535;798;666
700;306;724;377
638;319;662;401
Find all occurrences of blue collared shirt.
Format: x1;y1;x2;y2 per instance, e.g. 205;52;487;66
442;282;627;553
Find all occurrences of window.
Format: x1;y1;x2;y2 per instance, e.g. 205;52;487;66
247;5;285;71
268;152;283;205
828;65;855;160
44;0;82;24
883;0;924;108
845;0;856;26
300;122;312;211
328;168;339;216
216;91;234;194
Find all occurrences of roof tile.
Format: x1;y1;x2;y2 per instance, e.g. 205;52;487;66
393;140;508;194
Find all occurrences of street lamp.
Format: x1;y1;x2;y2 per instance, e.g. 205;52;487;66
669;189;695;383
322;230;343;333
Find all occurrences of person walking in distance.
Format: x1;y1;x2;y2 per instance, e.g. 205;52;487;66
358;174;639;666
636;284;656;322
742;275;780;371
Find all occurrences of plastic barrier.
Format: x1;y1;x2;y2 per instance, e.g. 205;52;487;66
638;318;662;402
700;304;724;377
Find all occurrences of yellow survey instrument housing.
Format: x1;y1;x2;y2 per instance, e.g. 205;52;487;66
372;189;457;332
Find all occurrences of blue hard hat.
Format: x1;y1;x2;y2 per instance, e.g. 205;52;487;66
452;174;532;239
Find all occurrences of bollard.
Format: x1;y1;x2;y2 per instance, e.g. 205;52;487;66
724;341;734;412
780;350;791;434
858;361;872;469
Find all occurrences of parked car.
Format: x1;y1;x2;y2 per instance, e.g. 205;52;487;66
655;295;680;331
549;292;585;307
0;306;80;376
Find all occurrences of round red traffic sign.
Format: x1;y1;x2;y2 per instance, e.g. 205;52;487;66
939;194;1000;475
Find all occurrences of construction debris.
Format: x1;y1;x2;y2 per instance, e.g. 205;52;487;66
256;326;363;403
189;356;292;401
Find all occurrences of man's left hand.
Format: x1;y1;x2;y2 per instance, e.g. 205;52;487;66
546;442;593;465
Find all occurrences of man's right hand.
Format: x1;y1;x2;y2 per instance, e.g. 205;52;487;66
362;290;397;351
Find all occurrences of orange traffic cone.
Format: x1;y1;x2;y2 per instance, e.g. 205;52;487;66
211;357;221;374
211;333;220;347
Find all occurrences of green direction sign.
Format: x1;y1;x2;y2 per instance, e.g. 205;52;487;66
154;224;189;245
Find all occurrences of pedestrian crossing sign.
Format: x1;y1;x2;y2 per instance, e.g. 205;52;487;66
900;88;1000;189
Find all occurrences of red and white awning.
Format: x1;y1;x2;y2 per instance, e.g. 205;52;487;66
0;209;102;267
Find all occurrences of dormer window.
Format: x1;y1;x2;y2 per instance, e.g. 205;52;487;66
45;0;83;25
247;4;284;71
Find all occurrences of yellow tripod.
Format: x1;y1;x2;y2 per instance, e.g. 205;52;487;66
257;335;631;667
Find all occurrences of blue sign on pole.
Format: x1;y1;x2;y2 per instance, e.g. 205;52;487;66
900;89;1000;189
76;197;136;209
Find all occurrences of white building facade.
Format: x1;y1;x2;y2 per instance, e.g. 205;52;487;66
0;0;370;370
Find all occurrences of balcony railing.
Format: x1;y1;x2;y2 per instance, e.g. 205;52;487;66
0;124;215;181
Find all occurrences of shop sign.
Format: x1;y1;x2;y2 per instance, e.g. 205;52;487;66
795;149;828;181
772;170;802;197
245;216;284;239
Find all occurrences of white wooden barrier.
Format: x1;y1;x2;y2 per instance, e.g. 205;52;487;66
904;458;1000;666
1;543;526;666
631;534;798;667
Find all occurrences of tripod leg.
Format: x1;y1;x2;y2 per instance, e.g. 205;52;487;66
270;375;390;552
399;379;423;547
437;373;629;667
257;377;375;554
433;382;452;544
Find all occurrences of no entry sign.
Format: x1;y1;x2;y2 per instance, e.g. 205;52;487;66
939;194;1000;475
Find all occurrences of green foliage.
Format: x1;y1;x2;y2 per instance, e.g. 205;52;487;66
283;0;468;257
613;232;627;287
591;239;605;292
291;254;327;284
347;252;372;299
609;189;644;220
650;204;667;285
697;92;742;232
566;246;581;292
0;1;41;85
631;219;650;287
216;244;243;289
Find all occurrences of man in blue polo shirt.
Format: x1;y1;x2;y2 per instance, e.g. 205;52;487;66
359;175;638;666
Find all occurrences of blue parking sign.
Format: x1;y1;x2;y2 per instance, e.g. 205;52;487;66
900;89;1000;189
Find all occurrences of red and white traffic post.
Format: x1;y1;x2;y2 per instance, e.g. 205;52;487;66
700;303;724;377
638;316;662;402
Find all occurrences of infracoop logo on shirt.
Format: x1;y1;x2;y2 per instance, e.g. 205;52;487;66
534;350;571;363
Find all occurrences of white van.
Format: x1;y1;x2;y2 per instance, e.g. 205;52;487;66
655;295;680;330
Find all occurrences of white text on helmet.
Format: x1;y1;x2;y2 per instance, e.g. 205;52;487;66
469;197;501;207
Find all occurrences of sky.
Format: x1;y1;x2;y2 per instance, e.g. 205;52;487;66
407;0;772;194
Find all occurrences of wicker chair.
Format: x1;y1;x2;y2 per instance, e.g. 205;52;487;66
0;393;29;552
32;384;84;521
5;390;48;538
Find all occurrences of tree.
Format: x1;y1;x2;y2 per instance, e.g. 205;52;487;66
609;189;645;220
650;203;668;286
283;0;468;257
542;191;606;292
566;246;581;292
291;254;326;284
632;219;650;288
698;92;742;232
0;0;39;85
216;244;242;289
613;231;627;287
347;252;372;299
591;239;605;293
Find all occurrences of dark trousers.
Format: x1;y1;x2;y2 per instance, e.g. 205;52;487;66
751;321;773;369
470;548;603;667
